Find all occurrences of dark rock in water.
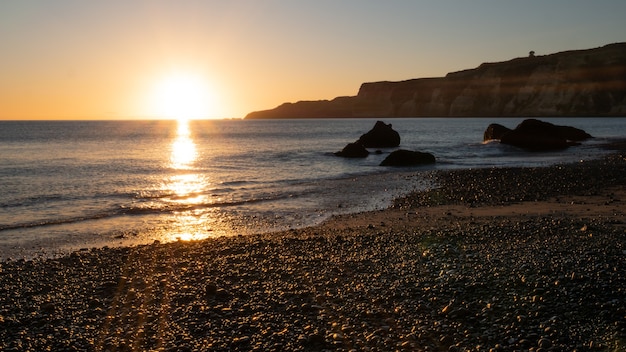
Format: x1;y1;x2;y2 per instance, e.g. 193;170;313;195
483;123;512;141
380;149;435;166
515;118;592;141
335;142;369;158
357;121;401;148
500;118;592;151
553;124;593;141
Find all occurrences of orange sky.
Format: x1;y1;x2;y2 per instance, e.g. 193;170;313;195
1;1;625;120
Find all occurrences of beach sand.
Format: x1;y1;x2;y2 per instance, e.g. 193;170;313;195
1;150;625;351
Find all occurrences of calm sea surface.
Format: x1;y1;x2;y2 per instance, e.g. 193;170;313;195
1;117;625;259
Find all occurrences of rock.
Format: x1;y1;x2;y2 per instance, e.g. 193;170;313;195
538;338;552;349
500;119;592;151
302;333;327;349
205;283;218;295
40;302;56;314
334;142;369;158
557;125;593;141
357;121;401;148
514;118;591;141
214;288;231;301
380;149;436;166
483;123;511;141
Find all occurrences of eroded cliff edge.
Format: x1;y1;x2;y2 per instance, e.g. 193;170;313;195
246;43;626;118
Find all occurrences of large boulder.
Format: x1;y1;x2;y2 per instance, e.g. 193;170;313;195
500;119;592;151
357;121;401;148
334;142;369;158
483;123;511;141
380;149;436;166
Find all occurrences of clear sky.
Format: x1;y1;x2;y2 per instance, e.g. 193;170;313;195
1;0;625;120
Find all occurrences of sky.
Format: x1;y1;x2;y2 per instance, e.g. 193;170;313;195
1;0;625;120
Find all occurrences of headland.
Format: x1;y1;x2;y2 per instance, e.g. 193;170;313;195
247;43;626;119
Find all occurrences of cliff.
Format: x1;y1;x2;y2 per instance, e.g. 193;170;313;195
245;43;626;118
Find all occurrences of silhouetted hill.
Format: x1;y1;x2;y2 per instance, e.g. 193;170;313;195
246;43;626;118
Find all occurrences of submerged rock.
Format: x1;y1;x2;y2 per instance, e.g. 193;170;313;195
380;149;435;166
357;121;401;148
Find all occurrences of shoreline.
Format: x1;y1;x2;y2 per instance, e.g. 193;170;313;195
1;149;625;351
2;118;623;262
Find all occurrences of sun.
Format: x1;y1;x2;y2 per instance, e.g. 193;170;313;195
147;71;218;120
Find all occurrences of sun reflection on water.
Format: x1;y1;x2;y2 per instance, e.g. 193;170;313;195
168;174;205;203
164;119;212;242
170;119;197;170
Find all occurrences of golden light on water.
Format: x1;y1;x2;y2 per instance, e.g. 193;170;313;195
170;119;197;170
168;174;205;203
170;213;208;242
164;119;212;242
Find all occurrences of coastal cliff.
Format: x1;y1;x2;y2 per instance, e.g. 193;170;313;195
246;43;626;118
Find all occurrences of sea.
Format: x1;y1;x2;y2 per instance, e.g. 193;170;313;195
1;117;625;260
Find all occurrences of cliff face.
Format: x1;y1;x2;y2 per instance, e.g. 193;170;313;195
245;43;626;118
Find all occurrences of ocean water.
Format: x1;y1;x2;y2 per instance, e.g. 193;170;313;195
1;117;625;259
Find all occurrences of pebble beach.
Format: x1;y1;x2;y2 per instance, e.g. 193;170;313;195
1;147;625;351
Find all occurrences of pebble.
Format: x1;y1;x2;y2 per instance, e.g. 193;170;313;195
538;337;552;348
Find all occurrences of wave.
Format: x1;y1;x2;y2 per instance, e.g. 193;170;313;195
0;188;304;232
0;191;137;210
0;211;114;232
121;197;273;215
218;179;258;186
0;194;67;209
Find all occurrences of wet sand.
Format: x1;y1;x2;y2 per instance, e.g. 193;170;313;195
1;150;625;351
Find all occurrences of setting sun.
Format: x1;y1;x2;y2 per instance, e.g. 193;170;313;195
147;71;218;120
